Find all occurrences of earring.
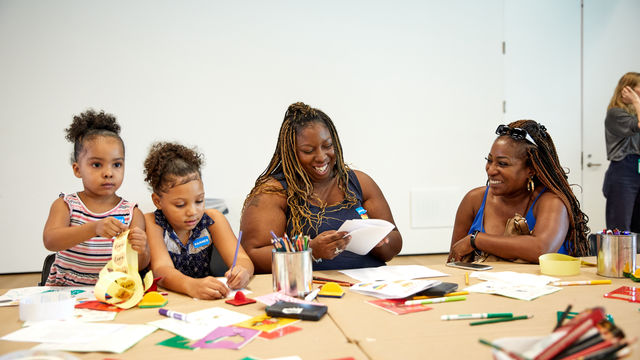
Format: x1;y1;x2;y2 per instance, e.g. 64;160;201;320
527;177;535;192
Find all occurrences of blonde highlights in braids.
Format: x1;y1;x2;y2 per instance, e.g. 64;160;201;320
243;102;356;235
504;120;590;256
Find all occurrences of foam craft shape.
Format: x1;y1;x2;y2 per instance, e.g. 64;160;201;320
191;326;260;349
318;282;344;298
138;291;168;308
225;291;256;306
538;253;581;276
94;230;154;309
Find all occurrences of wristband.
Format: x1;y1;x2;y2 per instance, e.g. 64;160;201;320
470;230;480;251
309;246;322;263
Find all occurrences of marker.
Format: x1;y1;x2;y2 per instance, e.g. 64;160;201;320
550;280;611;286
465;272;469;285
403;295;466;306
441;313;513;321
304;288;321;302
158;308;190;322
470;314;533;326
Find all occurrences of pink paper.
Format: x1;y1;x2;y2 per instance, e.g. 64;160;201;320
191;326;260;350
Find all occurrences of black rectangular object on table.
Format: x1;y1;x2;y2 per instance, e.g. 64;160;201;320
265;301;328;321
413;282;459;297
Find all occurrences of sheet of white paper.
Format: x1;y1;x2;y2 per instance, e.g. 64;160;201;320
0;286;95;307
338;219;395;255
215;277;252;298
350;279;441;299
470;271;558;287
23;309;117;326
32;324;156;354
339;265;449;282
1;321;123;343
464;280;561;301
147;307;251;340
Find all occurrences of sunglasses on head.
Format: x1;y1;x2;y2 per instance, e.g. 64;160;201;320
495;124;537;146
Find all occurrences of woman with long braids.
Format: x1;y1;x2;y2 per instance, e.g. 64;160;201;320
448;120;590;263
241;102;402;273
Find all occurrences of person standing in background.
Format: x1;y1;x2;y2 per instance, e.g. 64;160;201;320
603;72;640;233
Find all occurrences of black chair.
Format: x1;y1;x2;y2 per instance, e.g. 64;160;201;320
210;246;229;277
38;253;56;286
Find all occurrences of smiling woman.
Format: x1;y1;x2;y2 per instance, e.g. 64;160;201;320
240;102;403;273
447;120;590;264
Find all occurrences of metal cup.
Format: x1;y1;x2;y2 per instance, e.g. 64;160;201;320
271;249;313;298
596;233;637;278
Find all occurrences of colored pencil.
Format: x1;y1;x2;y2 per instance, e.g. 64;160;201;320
470;315;533;326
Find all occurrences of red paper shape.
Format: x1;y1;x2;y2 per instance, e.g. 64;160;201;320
75;300;125;312
225;291;257;306
258;325;302;339
146;276;163;293
603;286;640;303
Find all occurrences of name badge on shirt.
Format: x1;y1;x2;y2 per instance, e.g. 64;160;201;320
356;207;369;219
193;236;211;249
112;215;126;224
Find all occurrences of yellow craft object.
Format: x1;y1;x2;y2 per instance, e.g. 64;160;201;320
539;253;581;276
317;282;345;298
94;230;154;309
138;291;168;308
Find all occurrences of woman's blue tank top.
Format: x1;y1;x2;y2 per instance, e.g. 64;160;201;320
468;187;569;254
275;170;385;270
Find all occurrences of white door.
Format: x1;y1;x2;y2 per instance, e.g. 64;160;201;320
582;0;640;232
503;1;582;189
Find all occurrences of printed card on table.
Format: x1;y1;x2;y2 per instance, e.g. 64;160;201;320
366;299;433;315
349;279;441;299
148;307;251;340
234;314;300;333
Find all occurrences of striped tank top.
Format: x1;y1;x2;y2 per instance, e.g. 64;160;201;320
46;193;136;286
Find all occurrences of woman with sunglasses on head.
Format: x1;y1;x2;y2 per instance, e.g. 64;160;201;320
603;72;640;233
448;120;590;263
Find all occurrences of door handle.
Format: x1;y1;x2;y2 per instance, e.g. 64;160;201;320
586;162;601;168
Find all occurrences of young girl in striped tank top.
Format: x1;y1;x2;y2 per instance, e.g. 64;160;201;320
43;109;150;286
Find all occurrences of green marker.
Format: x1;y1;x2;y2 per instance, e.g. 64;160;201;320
441;313;513;320
403;295;466;306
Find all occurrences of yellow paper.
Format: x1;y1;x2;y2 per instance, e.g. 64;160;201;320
234;314;298;333
94;230;153;309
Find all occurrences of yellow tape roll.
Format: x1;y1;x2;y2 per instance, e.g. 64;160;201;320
95;230;154;309
539;253;581;276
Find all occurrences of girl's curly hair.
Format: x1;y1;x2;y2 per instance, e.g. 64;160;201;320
65;109;123;162
143;142;204;194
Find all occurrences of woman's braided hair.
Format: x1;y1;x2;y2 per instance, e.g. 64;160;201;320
505;120;590;256
143;142;203;194
242;102;356;235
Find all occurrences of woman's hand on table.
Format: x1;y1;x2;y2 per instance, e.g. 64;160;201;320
450;234;474;262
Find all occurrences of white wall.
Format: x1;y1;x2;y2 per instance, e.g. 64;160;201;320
0;0;505;273
0;0;631;274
